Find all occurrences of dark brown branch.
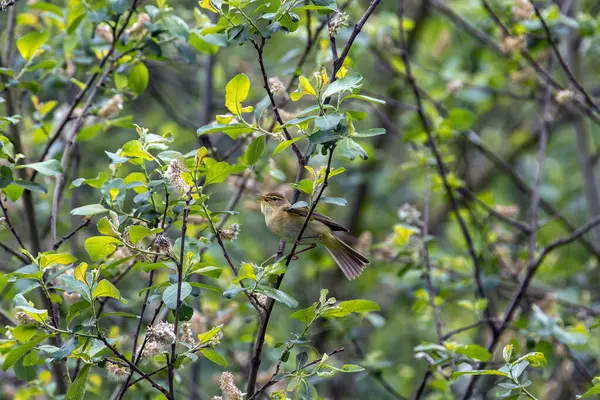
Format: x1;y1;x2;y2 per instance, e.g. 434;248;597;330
0;194;26;249
248;348;345;400
530;1;600;115
52;217;92;251
100;337;172;399
398;0;496;336
169;192;191;397
0;0;17;11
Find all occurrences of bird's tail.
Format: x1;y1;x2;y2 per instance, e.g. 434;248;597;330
324;234;369;280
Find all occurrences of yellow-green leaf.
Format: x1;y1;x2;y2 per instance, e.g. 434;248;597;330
39;252;76;269
290;76;317;101
225;73;251;115
17;30;49;61
199;0;219;13
198;326;222;344
84;236;122;261
233;263;256;283
74;263;88;285
200;349;228;367
92;279;121;299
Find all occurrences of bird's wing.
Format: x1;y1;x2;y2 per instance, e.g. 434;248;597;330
283;206;349;232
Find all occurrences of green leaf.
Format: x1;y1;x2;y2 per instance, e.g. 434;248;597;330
71;204;109;216
232;263;257;283
273;137;304;156
92;280;121;300
39;252;76;269
163;282;192;309
3;335;48;371
293;179;313;195
456;344;492;362
66;362;91;400
198;326;222;344
450;369;511;379
323;299;380;317
128;225;162;244
197;123;254;139
96;217;120;237
340;364;366;372
189;31;219;55
205;161;246;186
322;72;363;100
578;384;600;399
129;63;149;95
11;179;47;194
338;138;368;160
320;196;347;206
84;236;122;261
515;352;547;368
225;73;252;115
290;303;317;324
257;285;298;308
354;128;386;138
447;108;476;131
242;135;266;166
200;349;228;367
342;94;386;105
315;113;344;130
66;301;91;325
17;30;49;61
121;140;153;161
17;159;62;176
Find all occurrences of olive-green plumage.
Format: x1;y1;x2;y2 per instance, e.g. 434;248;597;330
258;192;369;280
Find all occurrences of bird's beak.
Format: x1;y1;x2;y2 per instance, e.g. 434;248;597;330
257;193;266;202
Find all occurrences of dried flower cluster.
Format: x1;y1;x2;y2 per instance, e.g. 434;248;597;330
219;223;240;241
165;159;190;194
269;77;285;96
494;204;520;219
219;372;243;400
447;79;463;94
126;13;151;36
329;11;349;37
398;203;422;226
555;89;575;104
512;0;534;20
95;23;114;43
155;235;173;255
0;216;6;231
15;311;40;325
99;95;123;119
501;35;526;54
106;361;129;381
181;322;196;346
138;321;176;358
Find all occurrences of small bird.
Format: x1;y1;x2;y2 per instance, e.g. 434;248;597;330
258;192;369;280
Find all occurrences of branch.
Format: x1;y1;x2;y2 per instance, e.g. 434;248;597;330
52;217;92;251
169;191;192;398
100;337;172;399
248;348;345;400
116;193;170;399
246;146;336;396
421;167;443;342
529;1;600;115
398;0;496;335
332;0;382;79
0;194;26;249
0;0;17;11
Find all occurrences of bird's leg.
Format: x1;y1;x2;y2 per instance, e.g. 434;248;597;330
290;243;317;260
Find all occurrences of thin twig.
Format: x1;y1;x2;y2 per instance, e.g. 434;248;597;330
0;194;26;249
248;348;345;400
529;1;600;115
169;191;192;398
52;217;92;250
398;0;496;336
